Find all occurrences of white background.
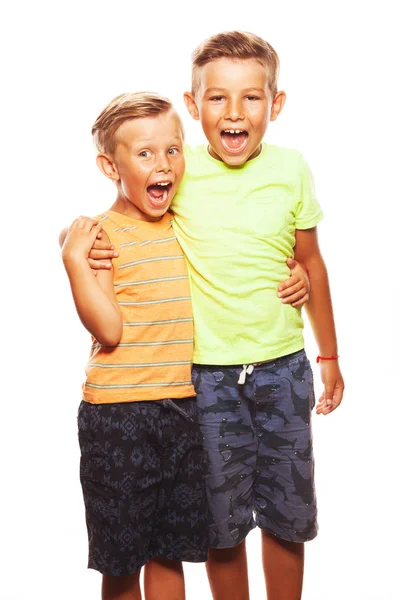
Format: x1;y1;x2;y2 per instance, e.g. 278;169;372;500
2;1;399;598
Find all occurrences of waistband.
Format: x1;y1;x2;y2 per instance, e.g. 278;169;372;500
193;350;306;371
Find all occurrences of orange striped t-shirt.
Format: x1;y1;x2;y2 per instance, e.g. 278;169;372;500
82;210;195;404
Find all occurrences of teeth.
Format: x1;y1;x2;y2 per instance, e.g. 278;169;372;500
155;182;169;186
223;129;244;134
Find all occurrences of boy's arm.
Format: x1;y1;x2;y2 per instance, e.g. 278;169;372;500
294;227;344;415
62;217;122;345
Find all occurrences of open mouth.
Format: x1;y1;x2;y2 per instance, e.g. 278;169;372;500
221;129;248;153
146;182;172;207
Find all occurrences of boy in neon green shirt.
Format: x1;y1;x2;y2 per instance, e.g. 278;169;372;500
79;30;344;600
173;31;344;600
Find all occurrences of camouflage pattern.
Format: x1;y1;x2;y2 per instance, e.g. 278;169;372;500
192;350;318;548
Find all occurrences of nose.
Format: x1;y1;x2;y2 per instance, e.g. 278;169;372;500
155;152;172;173
225;98;244;121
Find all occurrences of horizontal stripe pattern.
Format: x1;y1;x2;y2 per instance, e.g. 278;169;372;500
83;211;195;404
122;318;193;326
88;361;192;368
118;255;185;270
91;339;193;349
86;381;192;389
114;275;189;289
119;296;191;306
119;240;137;248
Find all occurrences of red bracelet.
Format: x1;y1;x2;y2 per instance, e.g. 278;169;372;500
317;355;339;363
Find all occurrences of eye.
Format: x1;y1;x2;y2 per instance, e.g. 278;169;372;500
245;95;260;101
168;147;180;155
209;95;224;102
138;150;151;157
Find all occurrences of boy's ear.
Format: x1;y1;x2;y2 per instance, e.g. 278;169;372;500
270;91;286;121
183;92;200;120
96;154;120;181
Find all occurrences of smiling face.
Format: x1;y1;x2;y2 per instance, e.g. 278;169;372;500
185;58;285;166
99;109;185;222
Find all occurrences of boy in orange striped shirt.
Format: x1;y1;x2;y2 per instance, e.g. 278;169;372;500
61;92;208;600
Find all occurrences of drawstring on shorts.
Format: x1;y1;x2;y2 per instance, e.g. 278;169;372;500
238;364;254;384
161;398;193;421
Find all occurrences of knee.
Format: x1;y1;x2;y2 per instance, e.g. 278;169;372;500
146;557;184;574
262;530;304;556
208;540;247;564
102;572;141;600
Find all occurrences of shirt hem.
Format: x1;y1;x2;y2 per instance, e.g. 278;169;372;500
82;385;196;404
193;339;305;366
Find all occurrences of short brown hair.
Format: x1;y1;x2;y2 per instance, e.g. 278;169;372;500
191;31;280;97
92;91;180;154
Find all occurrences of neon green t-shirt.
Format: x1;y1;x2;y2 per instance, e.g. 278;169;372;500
171;143;323;365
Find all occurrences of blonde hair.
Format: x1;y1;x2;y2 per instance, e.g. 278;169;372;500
92;91;181;154
191;31;280;97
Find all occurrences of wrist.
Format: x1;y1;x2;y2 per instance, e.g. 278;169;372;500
316;354;339;363
62;252;89;270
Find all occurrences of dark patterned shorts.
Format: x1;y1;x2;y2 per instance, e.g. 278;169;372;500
78;397;208;576
192;350;318;549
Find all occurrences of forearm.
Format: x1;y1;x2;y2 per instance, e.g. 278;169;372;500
303;257;338;355
63;258;122;345
293;227;343;413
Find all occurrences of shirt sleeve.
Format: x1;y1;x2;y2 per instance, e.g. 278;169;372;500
294;152;324;230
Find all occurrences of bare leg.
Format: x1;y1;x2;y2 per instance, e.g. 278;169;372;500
262;530;304;600
102;572;142;600
144;558;185;600
206;540;250;600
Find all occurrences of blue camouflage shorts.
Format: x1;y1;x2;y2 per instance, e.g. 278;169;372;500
192;350;318;549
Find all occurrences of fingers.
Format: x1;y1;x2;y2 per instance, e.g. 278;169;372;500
291;292;310;307
332;380;345;410
70;216;99;232
316;380;345;415
315;391;325;415
278;279;304;297
324;382;335;410
316;395;332;416
88;249;118;260
278;279;309;306
91;222;103;238
281;260;310;302
281;289;308;305
286;257;297;269
88;258;113;270
278;272;309;294
92;238;116;251
86;223;118;269
279;286;309;307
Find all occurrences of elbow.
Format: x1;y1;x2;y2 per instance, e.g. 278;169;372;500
97;334;121;347
97;323;123;347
